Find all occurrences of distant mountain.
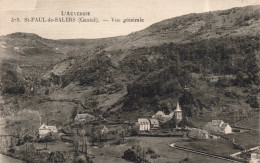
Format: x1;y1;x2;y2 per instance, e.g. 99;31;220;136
105;5;260;51
0;5;259;124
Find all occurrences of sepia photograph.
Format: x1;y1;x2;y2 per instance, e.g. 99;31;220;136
0;0;259;162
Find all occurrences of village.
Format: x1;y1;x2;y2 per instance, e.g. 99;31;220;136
0;3;260;162
0;97;259;163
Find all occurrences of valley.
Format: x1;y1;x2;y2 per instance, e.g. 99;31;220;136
0;5;259;163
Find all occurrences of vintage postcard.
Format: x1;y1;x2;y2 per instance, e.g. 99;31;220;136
0;0;259;162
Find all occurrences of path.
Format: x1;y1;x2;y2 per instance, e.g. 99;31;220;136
169;143;242;162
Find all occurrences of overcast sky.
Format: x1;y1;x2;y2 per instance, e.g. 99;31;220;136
0;0;259;39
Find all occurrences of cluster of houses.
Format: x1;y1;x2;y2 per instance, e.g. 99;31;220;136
188;120;232;139
38;112;107;138
37;101;232;139
137;102;183;131
204;120;232;134
38;123;110;138
136;100;233;139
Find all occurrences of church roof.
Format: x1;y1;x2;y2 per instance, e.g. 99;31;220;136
155;111;165;116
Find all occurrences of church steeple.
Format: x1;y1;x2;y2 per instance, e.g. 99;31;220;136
174;101;182;122
175;101;181;112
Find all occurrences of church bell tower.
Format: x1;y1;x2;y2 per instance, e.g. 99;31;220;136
174;101;182;123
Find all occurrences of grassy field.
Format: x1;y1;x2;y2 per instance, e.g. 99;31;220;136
178;111;260;160
178;138;238;156
226;110;260;149
86;136;231;163
33;141;74;152
235;109;260;132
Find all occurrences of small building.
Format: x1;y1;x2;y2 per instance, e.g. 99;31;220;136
74;113;95;123
138;118;150;131
205;120;232;134
101;126;109;135
149;118;159;129
39;123;58;138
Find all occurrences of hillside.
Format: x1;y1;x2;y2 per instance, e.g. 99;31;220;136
106;5;260;51
0;5;259;127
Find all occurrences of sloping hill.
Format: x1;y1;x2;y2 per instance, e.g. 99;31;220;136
0;5;259;125
106;5;260;51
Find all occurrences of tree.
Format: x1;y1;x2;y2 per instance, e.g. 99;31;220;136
178;117;194;128
233;71;248;86
71;107;78;121
90;125;96;145
162;118;176;129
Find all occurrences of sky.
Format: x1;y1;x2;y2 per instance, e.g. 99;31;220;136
0;0;259;39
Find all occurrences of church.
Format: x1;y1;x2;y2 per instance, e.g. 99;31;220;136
138;101;183;131
152;101;183;124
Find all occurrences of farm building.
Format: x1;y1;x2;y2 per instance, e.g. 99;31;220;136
205;120;232;134
39;123;58;138
138;118;150;131
74;113;95;123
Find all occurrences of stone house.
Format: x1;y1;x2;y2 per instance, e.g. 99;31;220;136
39;123;58;138
138;118;150;131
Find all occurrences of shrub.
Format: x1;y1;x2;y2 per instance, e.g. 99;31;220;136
122;149;139;162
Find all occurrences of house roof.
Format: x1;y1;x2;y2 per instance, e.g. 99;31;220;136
155;111;165;116
161;116;173;123
47;126;57;131
39;123;47;130
149;119;159;125
138;118;150;124
102;126;108;130
211;120;224;126
219;123;229;131
39;123;57;131
76;113;94;119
